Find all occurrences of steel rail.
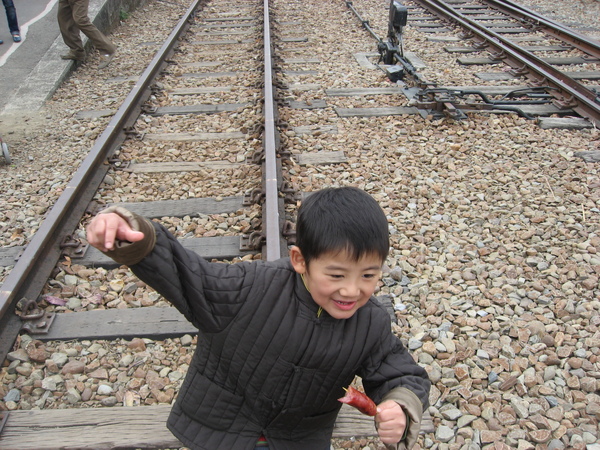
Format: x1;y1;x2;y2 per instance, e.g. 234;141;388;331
0;0;202;363
483;0;600;60
262;0;284;261
413;0;600;127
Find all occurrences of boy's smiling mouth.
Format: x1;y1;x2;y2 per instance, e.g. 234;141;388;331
333;300;357;310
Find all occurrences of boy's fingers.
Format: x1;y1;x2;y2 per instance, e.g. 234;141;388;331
86;218;108;251
103;218;121;250
377;400;397;413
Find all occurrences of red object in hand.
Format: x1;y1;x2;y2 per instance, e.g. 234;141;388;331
338;386;377;416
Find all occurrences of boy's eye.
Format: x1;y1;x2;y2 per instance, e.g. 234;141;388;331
363;273;378;279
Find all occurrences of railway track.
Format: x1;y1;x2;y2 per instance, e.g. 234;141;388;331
0;0;599;448
0;0;284;446
1;0;405;447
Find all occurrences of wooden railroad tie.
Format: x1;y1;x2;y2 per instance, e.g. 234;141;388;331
0;405;434;449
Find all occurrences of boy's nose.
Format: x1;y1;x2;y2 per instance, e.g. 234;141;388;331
339;282;360;298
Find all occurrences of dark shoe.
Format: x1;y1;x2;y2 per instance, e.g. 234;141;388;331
12;32;21;43
61;51;84;61
98;52;115;69
0;40;3;45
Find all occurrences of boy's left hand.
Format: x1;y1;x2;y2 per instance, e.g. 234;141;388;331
375;400;407;445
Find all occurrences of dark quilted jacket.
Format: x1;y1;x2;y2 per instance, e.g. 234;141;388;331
103;211;431;450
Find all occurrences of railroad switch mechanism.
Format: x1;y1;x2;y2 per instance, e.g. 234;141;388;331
347;0;413;83
378;1;408;81
379;1;408;65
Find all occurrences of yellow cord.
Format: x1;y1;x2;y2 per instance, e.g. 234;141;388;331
301;273;322;317
300;273;310;291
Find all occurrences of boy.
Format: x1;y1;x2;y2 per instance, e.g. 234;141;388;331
86;187;431;450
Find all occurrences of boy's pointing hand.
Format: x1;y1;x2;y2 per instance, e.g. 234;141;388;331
87;212;144;252
375;400;407;445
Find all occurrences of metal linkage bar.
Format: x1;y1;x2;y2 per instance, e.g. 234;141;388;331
345;1;385;44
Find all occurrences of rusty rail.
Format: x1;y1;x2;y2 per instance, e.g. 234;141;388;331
0;0;202;364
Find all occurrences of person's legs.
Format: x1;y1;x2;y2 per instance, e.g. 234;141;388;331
58;0;85;59
2;0;20;34
70;0;116;55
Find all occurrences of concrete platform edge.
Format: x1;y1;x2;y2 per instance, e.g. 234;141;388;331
1;0;146;115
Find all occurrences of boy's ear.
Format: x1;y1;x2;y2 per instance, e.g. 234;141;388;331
289;246;307;274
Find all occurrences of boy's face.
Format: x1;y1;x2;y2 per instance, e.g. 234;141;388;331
290;247;383;320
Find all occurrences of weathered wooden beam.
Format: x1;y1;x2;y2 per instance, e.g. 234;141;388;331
0;404;434;449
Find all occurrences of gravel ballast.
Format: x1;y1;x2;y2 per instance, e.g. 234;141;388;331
1;1;599;449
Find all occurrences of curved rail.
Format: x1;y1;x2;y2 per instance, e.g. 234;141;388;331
484;0;600;59
413;0;600;127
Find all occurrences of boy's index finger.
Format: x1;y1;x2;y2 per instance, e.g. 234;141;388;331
103;216;123;250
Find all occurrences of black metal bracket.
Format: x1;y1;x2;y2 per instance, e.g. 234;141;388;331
240;232;266;251
17;298;56;335
124;126;145;140
60;235;89;259
282;220;296;246
107;155;131;171
243;188;265;206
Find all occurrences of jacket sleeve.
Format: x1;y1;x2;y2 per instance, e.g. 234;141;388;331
380;386;424;450
357;306;431;450
94;207;254;332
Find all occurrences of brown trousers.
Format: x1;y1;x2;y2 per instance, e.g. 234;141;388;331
57;0;116;57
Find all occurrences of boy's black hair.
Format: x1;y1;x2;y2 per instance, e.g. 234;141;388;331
295;187;390;266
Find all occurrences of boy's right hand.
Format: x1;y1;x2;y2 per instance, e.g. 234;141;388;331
86;212;145;252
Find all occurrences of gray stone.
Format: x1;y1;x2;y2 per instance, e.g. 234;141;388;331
51;352;68;367
457;414;477;428
546;439;565;450
180;334;194;346
101;396;118;406
408;338;423;350
97;384;113;395
7;349;29;362
66;297;82;310
436;425;455;443
441;407;463;420
3;388;21;402
41;374;63;391
65;388;81;404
